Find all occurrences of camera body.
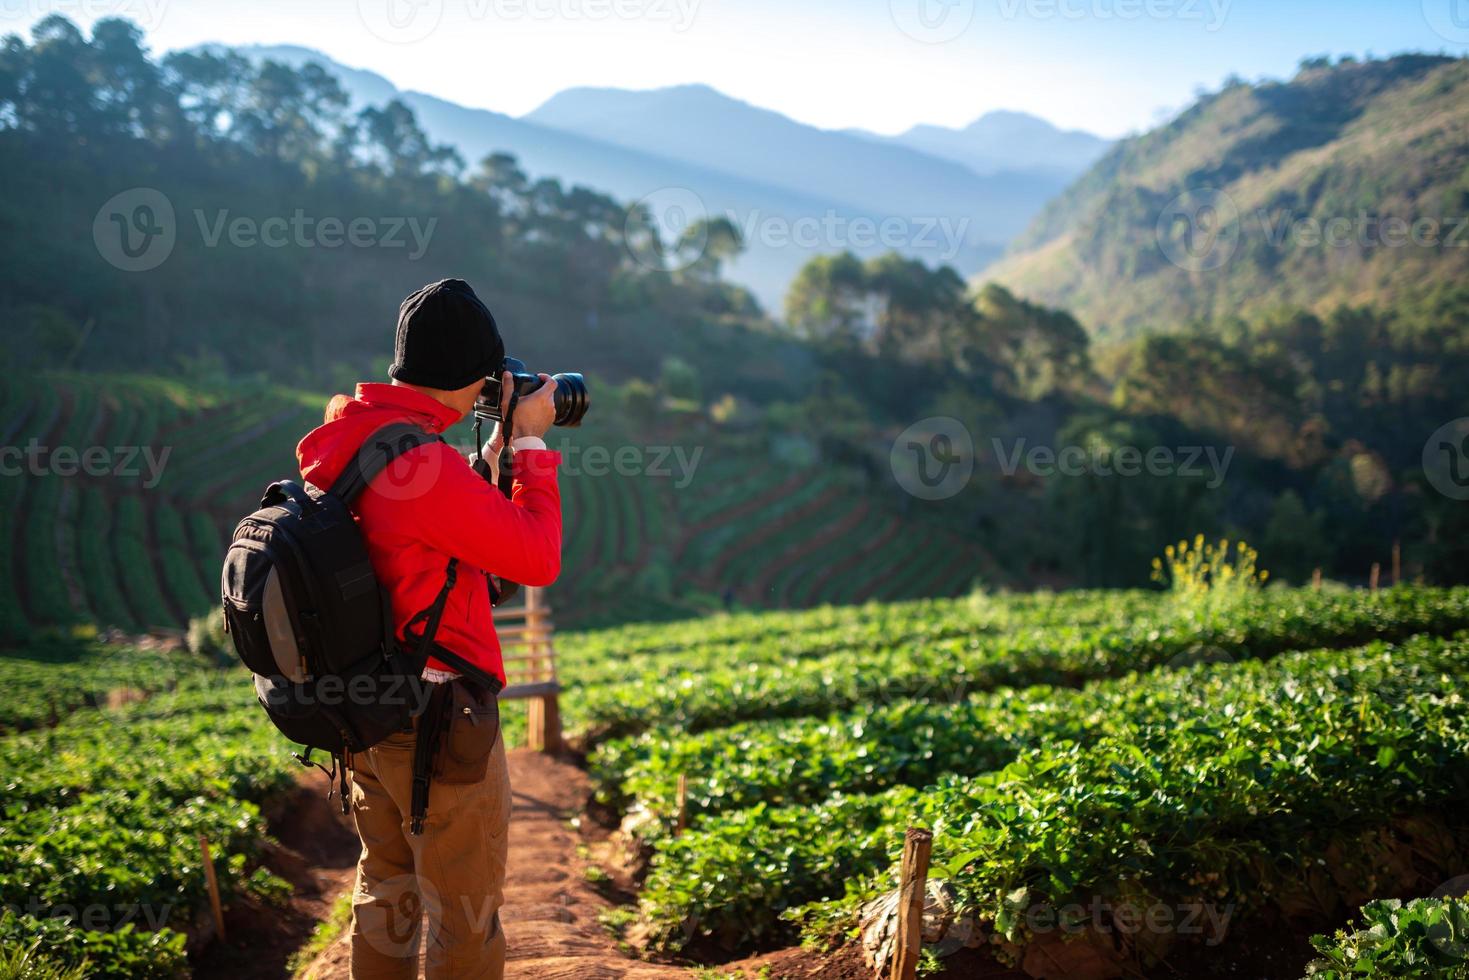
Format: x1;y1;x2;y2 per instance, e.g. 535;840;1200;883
474;356;589;428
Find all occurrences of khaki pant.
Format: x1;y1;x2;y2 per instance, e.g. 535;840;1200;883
348;726;511;980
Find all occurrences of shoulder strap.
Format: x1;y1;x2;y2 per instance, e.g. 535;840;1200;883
329;421;442;504
402;558;503;692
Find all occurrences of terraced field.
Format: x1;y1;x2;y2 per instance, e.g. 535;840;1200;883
0;374;990;640
569;585;1469;975
5;585;1468;978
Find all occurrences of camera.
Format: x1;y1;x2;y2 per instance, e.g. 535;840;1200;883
474;356;589;428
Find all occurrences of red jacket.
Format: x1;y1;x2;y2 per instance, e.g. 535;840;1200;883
296;383;562;683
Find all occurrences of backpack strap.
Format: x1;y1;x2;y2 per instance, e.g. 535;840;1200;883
328;421;443;504
401;558;503;692
330;419;503;691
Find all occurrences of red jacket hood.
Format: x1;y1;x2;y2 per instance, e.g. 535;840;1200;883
297;383;463;492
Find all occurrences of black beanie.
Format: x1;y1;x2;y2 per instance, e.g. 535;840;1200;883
388;278;504;391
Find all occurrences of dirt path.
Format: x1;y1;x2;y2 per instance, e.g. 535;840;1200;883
301;749;690;980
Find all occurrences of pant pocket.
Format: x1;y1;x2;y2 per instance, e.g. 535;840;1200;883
434;680;500;785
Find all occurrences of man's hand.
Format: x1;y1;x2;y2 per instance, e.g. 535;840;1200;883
509;372;557;441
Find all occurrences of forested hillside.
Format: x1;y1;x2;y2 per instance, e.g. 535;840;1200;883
1;16;1466;626
989;55;1469;339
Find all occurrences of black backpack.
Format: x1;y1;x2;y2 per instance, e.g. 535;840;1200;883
221;421;500;788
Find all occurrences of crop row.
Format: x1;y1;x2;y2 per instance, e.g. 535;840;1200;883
682;475;834;574
591;597;1469;836
568;586;1469;740
0;675;297;977
634;635;1469;953
560;588;1166;672
113;496;175;629
673;462;784;527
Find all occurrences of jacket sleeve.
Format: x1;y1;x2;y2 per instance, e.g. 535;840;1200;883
391;443;563;587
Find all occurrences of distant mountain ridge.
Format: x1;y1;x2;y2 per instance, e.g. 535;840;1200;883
217;46;1085;310
522;84;1069;220
986;54;1469;340
849;110;1111;178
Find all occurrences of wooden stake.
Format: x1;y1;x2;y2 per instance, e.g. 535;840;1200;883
891;827;933;980
1370;562;1381;592
199;835;226;942
675;773;688;837
522;587;563;754
1392;540;1401;586
1312;568;1322;591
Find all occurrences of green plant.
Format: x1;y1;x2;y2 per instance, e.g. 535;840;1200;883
288;892;353;976
1306;896;1469;978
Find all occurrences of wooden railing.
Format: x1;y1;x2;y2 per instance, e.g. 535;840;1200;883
494;586;561;753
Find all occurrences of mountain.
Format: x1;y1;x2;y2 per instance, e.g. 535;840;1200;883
523;85;1065;228
852;110;1110;178
985;55;1469;341
222;48;1069;310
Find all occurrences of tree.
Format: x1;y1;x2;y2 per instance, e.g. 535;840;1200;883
1261;490;1330;582
677;216;744;281
357;98;462;178
783;251;870;348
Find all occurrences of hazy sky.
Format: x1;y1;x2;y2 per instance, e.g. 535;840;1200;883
3;0;1463;137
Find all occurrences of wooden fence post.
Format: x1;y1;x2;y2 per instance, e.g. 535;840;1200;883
199;835;226;942
523;588;562;754
676;773;688;837
890;827;933;980
1312;568;1322;591
1370;562;1381;592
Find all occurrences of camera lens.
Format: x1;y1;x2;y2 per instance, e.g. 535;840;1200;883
551;373;589;427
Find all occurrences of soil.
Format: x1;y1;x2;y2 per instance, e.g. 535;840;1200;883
193;755;1327;980
295;748;692;979
193;771;360;980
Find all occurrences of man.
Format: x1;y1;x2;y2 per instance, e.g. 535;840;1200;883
296;278;562;979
